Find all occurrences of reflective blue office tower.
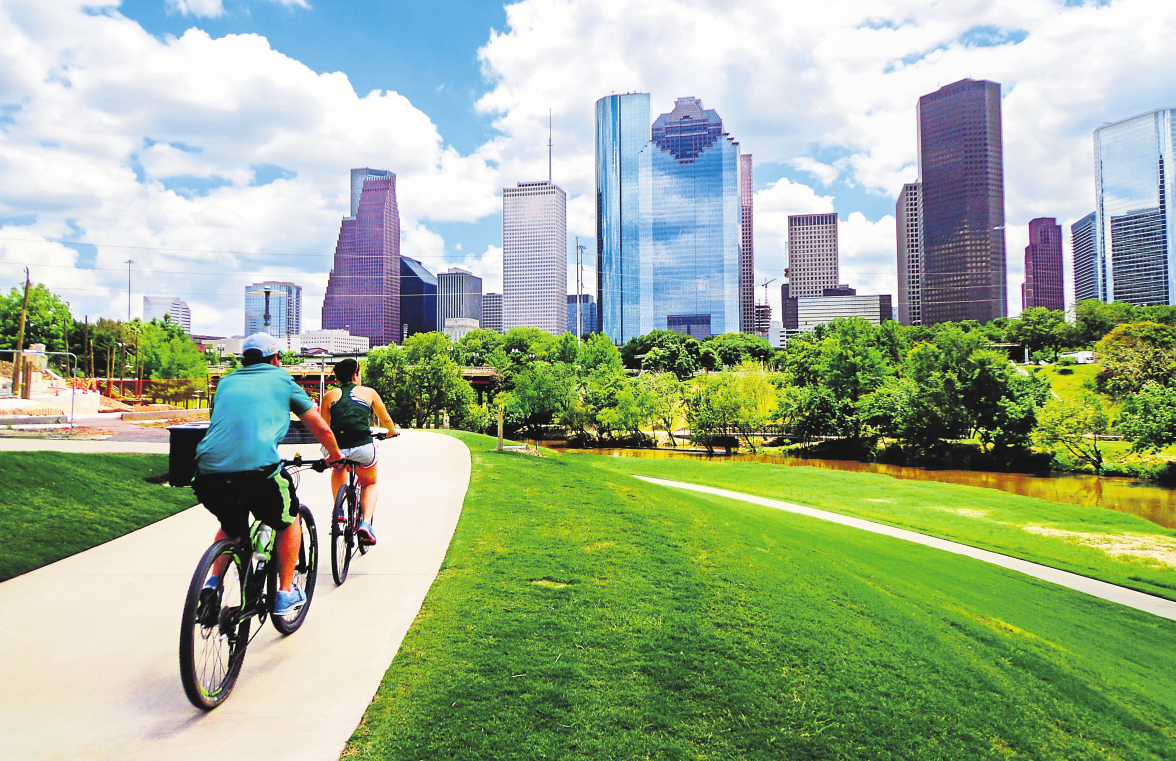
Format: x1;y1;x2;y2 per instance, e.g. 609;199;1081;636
596;93;651;345
639;97;741;337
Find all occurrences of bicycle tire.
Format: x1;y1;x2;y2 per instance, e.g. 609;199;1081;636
179;539;250;710
272;504;318;634
330;484;353;585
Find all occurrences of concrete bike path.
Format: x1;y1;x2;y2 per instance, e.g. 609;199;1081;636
635;475;1176;623
0;430;471;761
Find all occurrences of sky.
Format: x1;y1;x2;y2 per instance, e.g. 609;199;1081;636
2;0;1175;337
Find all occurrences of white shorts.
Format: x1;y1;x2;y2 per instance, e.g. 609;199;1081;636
323;442;378;469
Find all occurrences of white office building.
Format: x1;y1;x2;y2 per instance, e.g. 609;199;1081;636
503;180;567;334
280;329;369;355
143;296;191;333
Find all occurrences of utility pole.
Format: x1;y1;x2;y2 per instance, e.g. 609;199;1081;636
125;260;134;321
11;268;30;396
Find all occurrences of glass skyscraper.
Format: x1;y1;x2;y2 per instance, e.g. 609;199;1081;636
1095;108;1176;306
437;268;483;329
400;255;437;339
245;281;301;337
638;96;741;338
1071;212;1099;303
1022;218;1064;311
322;168;400;346
144;296;191;333
917;79;1007;325
596;93;650;345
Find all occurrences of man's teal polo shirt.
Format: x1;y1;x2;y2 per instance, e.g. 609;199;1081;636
195;363;314;474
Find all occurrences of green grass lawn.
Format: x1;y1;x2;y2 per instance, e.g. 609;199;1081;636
590;454;1176;602
344;432;1176;760
0;452;197;581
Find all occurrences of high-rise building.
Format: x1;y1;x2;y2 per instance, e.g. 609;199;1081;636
322;168;400;346
917;79;1007;324
400;255;437;339
740;154;755;333
1022;218;1064;311
596;93;650;345
896;182;923;326
482;293;503;333
1095;107;1176;306
1072;212;1099;303
781;290;893;333
143;296;191;333
638;96;741;337
244;281;302;337
567;294;598;336
787;213;838;298
437;268;482;329
503;180;567;334
754;303;771;336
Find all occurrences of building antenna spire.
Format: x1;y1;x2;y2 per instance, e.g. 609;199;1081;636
548;109;553;183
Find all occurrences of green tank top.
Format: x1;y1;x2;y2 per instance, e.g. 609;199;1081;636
329;383;374;448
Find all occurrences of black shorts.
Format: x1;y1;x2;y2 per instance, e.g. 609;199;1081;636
193;466;298;540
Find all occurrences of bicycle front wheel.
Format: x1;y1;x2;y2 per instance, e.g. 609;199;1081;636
330;484;356;585
272;504;318;634
179;539;250;710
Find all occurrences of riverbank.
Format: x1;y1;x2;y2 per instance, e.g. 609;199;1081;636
344;431;1176;760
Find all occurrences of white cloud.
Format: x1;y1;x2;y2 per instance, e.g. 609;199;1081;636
166;0;225;19
0;0;500;335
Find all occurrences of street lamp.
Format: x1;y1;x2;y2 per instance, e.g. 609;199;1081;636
247;286;274;334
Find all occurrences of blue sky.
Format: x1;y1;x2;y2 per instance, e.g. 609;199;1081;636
3;0;1174;334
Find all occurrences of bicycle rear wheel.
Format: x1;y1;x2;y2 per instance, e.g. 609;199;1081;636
179;539;250;710
272;504;318;634
331;484;356;585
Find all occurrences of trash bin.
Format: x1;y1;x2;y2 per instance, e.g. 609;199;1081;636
168;422;209;487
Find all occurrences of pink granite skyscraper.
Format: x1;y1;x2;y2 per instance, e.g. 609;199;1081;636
322;168;401;346
1022;217;1064;311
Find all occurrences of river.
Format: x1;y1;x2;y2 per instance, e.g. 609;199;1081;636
539;443;1176;529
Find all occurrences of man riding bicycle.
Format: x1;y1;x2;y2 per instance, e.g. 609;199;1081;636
193;333;345;616
318;358;397;546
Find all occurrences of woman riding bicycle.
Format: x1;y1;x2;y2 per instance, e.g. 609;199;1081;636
319;358;398;546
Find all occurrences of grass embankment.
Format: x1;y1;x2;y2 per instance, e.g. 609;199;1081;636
345;432;1176;760
593;455;1176;603
0;452;197;581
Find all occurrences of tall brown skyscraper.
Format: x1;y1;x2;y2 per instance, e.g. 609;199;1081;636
739;154;755;333
1022;218;1064;311
917;79;1007;324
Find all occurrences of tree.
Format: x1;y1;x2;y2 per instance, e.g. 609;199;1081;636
0;282;73;353
1033;395;1110;473
639;372;682;446
1118;381;1176;453
703;332;774;367
1074;300;1136;346
685;372;742;453
363;345;473;428
598;374;656;442
502;362;574;433
1007;307;1066;361
729;361;780;452
1095;321;1176;398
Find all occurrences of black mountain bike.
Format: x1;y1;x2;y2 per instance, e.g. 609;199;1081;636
179;456;325;710
331;429;393;585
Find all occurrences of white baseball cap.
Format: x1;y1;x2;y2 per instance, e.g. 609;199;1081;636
242;333;279;357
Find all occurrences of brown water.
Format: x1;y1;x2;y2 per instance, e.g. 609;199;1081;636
541;443;1176;529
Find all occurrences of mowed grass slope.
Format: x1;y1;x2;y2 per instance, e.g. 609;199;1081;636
592;455;1176;602
0;452;197;581
345;433;1176;760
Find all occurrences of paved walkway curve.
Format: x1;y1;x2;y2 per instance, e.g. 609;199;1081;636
0;430;471;761
634;475;1176;622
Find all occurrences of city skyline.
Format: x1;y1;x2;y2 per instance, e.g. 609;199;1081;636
2;1;1176;337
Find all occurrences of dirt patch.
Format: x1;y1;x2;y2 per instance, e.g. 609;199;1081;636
1023;524;1176;567
954;508;989;519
